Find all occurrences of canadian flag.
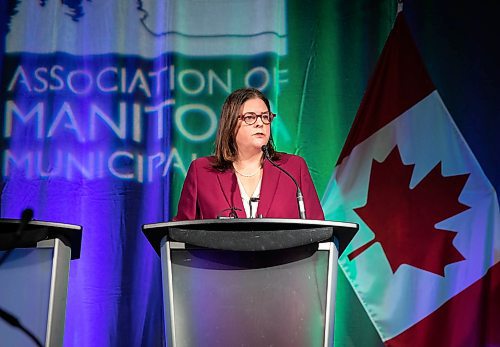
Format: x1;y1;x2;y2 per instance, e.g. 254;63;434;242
322;13;500;346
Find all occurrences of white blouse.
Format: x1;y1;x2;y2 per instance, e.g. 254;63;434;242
236;176;262;218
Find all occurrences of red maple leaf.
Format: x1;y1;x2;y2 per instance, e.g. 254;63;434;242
348;146;470;276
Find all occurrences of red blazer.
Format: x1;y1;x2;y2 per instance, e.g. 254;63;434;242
173;153;325;221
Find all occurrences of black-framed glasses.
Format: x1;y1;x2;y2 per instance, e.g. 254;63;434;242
238;111;276;125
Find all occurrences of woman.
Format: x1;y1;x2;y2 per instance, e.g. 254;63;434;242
174;88;324;221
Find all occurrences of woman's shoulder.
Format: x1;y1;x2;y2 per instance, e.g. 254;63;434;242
189;156;221;172
275;152;306;166
191;156;215;165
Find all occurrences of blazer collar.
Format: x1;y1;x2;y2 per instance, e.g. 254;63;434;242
216;169;247;218
216;159;282;219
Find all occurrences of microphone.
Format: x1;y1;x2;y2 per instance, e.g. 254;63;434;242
0;208;34;266
249;197;260;218
16;208;34;238
261;145;306;219
217;206;241;219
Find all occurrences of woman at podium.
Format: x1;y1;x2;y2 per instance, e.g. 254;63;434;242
174;88;324;221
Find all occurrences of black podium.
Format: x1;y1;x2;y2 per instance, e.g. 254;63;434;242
0;219;82;347
143;219;357;347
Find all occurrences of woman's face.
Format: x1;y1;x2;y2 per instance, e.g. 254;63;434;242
234;97;271;156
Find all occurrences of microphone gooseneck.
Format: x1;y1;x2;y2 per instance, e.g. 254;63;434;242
261;146;306;219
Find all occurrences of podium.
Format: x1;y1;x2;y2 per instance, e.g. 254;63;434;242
0;219;82;347
143;219;357;347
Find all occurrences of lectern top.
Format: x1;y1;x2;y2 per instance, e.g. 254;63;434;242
143;218;358;256
144;218;356;230
0;219;83;259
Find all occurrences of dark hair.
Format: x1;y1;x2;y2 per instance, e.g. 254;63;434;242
212;88;279;170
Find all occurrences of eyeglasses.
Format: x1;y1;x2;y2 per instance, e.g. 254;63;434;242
238;111;276;125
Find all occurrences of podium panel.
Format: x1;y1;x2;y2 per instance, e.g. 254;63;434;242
0;239;70;346
162;242;338;347
0;219;82;347
144;219;357;347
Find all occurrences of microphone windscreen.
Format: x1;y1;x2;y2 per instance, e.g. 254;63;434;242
21;208;34;222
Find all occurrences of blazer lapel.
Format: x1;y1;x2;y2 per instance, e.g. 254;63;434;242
216;169;246;218
256;159;281;218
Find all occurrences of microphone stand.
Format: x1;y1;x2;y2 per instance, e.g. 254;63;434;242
261;146;306;219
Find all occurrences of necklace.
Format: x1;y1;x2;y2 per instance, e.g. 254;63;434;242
233;166;261;177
